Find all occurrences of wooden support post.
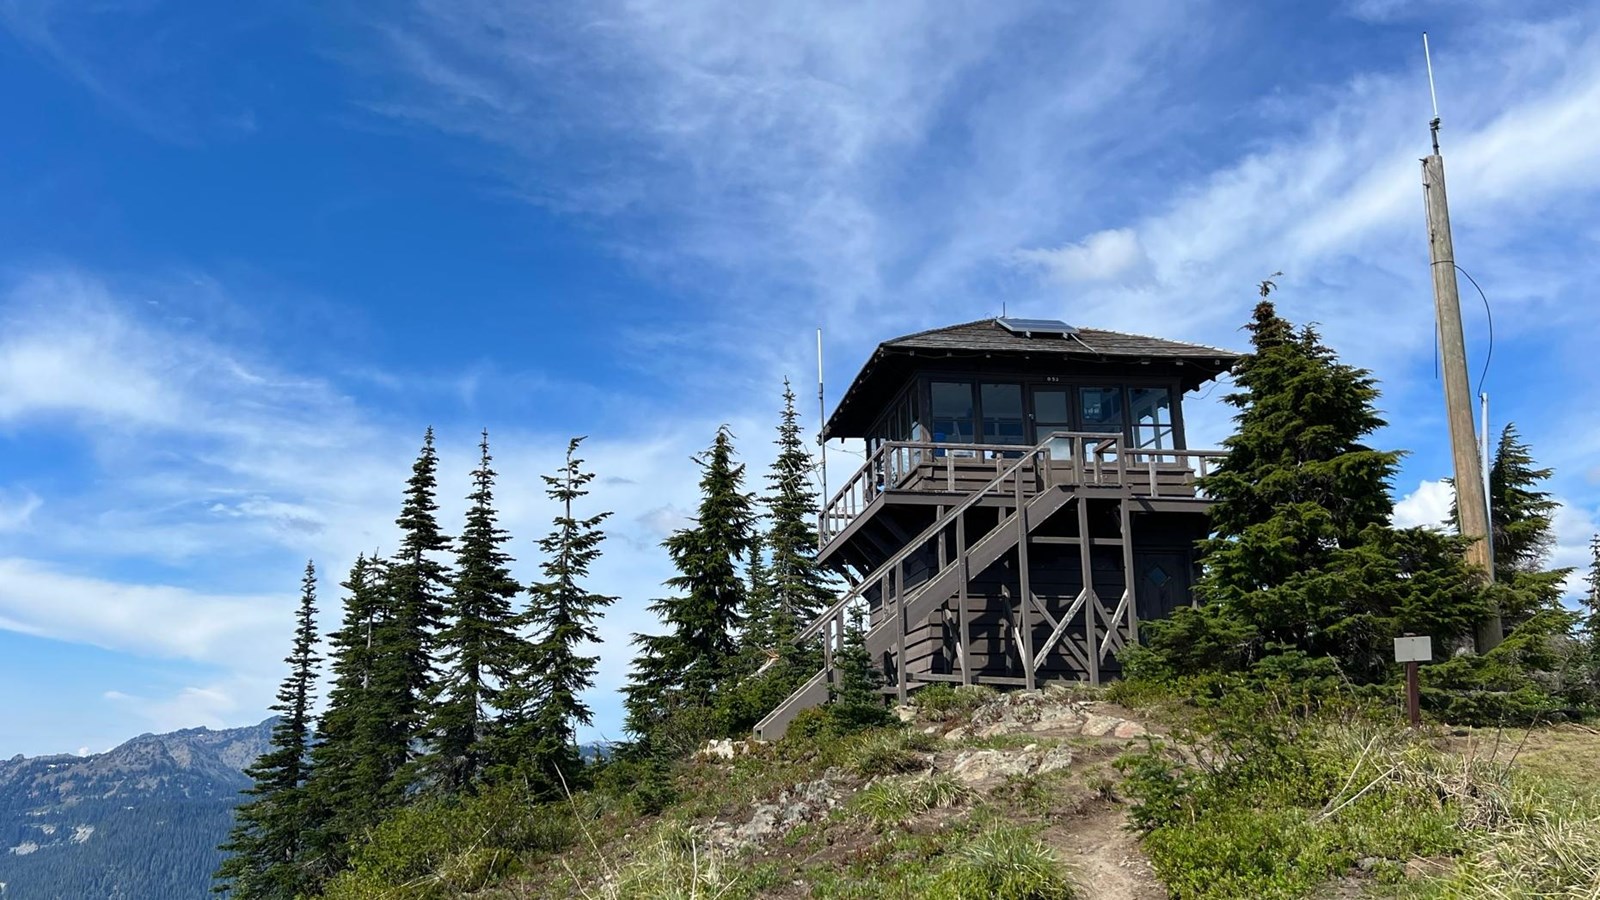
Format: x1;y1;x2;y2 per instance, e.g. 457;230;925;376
1077;495;1099;686
835;608;845;685
1406;660;1421;728
1423;151;1500;651
1120;498;1138;647
1015;474;1036;690
894;561;908;704
822;616;835;687
957;513;972;687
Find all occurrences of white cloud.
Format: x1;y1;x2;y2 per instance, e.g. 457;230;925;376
0;558;285;667
104;682;253;735
1394;479;1454;530
0;489;42;532
1012;229;1150;285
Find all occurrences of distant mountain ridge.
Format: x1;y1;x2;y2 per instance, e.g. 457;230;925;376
0;718;273;900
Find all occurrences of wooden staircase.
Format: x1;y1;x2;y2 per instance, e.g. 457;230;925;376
756;436;1141;740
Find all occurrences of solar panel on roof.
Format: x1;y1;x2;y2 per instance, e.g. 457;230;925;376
995;316;1079;337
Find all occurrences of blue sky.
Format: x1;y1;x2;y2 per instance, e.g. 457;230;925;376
2;0;1599;757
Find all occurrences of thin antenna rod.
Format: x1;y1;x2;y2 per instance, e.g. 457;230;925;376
1422;32;1441;152
1481;392;1493;572
817;328;828;539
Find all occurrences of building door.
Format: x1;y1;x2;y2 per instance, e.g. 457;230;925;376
1132;549;1193;624
1030;388;1073;461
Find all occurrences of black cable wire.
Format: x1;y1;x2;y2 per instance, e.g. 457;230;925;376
1453;264;1494;397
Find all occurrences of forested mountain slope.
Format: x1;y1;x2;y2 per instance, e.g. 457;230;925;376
0;719;272;900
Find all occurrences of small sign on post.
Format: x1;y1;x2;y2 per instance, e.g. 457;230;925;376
1394;635;1433;727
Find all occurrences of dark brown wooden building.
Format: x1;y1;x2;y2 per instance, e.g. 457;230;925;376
756;317;1240;739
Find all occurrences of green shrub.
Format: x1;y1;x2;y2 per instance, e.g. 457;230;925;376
1422;610;1590;726
324;783;574;898
1118;699;1464;899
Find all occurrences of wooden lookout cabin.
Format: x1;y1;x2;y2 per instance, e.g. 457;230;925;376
756;317;1240;739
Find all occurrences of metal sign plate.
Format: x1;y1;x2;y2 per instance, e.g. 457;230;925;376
1394;635;1433;663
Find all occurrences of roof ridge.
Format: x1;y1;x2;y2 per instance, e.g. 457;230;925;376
880;317;998;346
1074;325;1238;357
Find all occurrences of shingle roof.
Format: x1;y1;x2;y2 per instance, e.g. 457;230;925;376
823;318;1242;439
881;318;1239;361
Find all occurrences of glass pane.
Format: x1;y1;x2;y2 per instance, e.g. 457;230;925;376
980;383;1026;445
1034;389;1069;423
1130;388;1173;449
1078;387;1124;433
930;381;976;444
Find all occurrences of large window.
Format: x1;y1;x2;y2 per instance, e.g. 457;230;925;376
1130;387;1175;449
930;381;976;444
980;383;1026;445
1078;387;1124;435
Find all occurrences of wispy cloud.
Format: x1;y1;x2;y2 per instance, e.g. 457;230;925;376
0;266;786;744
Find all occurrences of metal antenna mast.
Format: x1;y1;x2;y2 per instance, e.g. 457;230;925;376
1420;32;1500;650
817;328;829;538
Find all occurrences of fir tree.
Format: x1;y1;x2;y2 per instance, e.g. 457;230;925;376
1136;299;1486;682
1586;535;1600;656
300;554;391;880
761;380;835;651
373;428;453;793
215;562;321;899
496;437;615;789
741;530;774;655
1482;424;1571;625
827;603;893;730
625;426;756;745
420;431;522;792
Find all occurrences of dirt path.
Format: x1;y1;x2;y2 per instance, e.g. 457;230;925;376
1045;804;1166;900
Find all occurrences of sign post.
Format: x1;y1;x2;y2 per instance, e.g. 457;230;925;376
1394;635;1433;727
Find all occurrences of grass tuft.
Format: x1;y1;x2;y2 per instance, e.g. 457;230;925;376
929;825;1077;900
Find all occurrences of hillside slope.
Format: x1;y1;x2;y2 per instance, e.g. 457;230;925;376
0;719;272;900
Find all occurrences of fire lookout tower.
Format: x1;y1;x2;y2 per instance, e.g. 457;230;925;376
757;317;1240;738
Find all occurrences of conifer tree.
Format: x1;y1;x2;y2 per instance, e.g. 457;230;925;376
742;531;772;650
625;426;756;745
1482;424;1571;625
215;562;321;899
373;428;453;792
762;381;834;646
1585;535;1600;656
1136;299;1485;682
495;437;615;789
421;431;521;791
300;554;388;880
827;603;893;730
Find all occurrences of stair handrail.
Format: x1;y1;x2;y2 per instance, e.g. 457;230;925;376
797;432;1118;644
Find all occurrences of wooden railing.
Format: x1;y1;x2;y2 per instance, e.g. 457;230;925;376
819;433;1226;547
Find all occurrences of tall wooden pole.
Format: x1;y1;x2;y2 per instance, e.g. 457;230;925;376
1422;124;1500;651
